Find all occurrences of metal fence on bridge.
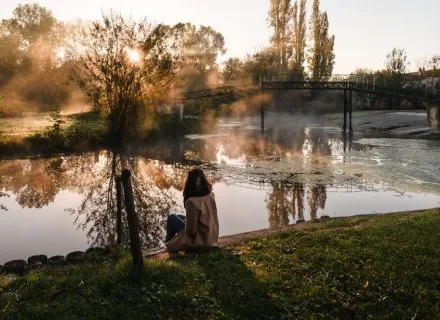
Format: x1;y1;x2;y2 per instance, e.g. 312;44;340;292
182;73;440;102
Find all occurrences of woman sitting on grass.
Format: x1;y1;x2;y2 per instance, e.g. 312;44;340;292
165;168;219;252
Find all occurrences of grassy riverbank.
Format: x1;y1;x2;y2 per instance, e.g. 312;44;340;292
1;208;439;319
0;112;202;156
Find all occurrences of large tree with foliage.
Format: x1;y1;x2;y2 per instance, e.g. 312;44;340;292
0;24;22;85
268;0;292;73
307;0;335;80
222;57;245;82
430;55;440;69
385;48;408;77
0;4;71;112
243;48;279;81
73;12;176;139
171;23;226;91
429;54;440;76
5;3;61;47
318;13;335;79
291;0;307;77
0;3;61;80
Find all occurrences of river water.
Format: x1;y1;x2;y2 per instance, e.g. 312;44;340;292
1;112;439;264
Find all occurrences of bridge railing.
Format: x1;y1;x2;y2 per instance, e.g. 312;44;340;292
345;74;439;98
259;73;440;100
182;73;440;101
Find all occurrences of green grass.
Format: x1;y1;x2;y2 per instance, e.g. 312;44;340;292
1;209;440;319
0;112;108;156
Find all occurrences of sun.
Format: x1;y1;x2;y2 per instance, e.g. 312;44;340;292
124;48;141;64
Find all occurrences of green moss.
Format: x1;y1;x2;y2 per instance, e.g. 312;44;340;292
1;209;439;319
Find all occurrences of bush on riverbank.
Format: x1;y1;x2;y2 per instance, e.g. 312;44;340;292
1;208;439;319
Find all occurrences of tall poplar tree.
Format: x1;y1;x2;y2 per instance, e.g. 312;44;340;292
318;12;335;79
268;0;292;73
291;0;307;77
308;0;335;80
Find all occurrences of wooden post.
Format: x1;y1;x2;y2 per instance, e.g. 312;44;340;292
115;176;123;246
121;169;144;274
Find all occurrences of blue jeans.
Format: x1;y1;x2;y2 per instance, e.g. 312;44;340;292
165;214;186;242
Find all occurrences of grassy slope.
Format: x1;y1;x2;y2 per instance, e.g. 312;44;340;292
1;209;439;319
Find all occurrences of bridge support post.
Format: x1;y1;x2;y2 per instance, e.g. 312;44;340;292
343;89;347;133
349;89;353;135
343;89;353;135
343;89;354;152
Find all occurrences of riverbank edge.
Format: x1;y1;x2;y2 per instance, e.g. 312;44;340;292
1;208;439;319
0;209;436;270
144;207;440;259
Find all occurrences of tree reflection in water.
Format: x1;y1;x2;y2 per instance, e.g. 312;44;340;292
0;191;8;211
71;151;180;249
266;181;327;228
266;127;330;228
291;182;305;221
266;182;290;228
308;184;327;221
0;158;64;208
0;151;181;249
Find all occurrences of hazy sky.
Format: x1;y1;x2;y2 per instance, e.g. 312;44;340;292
1;0;439;73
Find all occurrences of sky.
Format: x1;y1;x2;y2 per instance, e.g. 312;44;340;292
0;0;439;73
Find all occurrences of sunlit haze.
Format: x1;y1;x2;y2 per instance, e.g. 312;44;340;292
124;47;142;64
1;0;438;73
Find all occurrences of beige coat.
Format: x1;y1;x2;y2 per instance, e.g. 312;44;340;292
165;192;219;252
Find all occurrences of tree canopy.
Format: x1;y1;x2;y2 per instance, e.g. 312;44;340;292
71;12;177;138
385;48;408;76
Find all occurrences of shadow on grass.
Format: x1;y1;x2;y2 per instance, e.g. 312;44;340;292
0;248;283;320
168;248;284;319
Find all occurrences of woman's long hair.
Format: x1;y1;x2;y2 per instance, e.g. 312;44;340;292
183;168;212;204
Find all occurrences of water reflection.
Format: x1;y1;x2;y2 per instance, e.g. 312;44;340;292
0;115;439;261
0;190;8;211
71;152;184;249
266;182;328;228
266;125;331;228
0;151;180;249
308;184;327;220
0;158;62;208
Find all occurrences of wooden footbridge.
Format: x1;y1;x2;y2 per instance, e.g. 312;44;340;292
182;74;440;134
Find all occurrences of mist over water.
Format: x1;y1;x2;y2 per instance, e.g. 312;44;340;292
1;111;439;263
